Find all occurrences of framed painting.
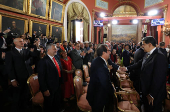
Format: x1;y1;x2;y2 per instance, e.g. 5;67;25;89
50;25;63;43
0;14;28;38
112;25;137;43
0;0;27;14
29;20;49;37
49;0;65;23
144;0;164;8
28;0;49;19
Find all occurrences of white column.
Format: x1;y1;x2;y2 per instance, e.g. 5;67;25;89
92;11;95;43
163;7;168;42
137;20;142;43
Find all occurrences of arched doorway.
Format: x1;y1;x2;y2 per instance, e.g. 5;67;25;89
64;0;92;42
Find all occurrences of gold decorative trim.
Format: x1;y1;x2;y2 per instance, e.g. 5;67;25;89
49;24;64;43
111;1;141;14
0;15;2;32
144;0;164;8
92;9;112;15
95;0;108;10
0;0;27;14
49;0;65;23
0;13;28;34
29;19;49;37
27;0;49;19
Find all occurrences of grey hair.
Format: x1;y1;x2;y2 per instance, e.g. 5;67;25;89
46;43;56;51
13;38;20;43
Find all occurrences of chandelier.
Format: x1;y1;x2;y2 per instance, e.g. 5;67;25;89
163;22;170;37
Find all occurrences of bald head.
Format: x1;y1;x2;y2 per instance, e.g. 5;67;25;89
13;38;24;49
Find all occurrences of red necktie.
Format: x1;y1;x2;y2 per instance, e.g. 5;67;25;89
52;57;61;77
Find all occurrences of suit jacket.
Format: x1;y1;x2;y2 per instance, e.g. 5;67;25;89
159;48;167;58
38;55;62;93
108;58;119;70
122;49;130;67
127;48;168;105
70;49;83;69
86;57;114;109
134;48;145;63
5;48;36;83
131;45;136;52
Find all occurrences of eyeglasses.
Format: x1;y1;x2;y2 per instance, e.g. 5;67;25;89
107;50;111;52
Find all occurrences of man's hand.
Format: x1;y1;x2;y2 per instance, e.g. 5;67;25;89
87;49;93;54
119;66;127;72
67;70;74;74
1;52;5;59
30;48;34;52
80;51;84;56
147;94;154;106
44;90;50;96
3;29;11;34
108;65;113;70
70;70;74;73
11;80;19;87
117;69;126;74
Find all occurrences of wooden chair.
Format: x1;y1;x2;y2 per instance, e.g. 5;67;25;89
75;69;83;78
75;69;88;93
27;74;44;108
113;92;140;112
73;76;91;112
165;83;170;112
83;65;90;83
114;72;140;107
112;82;140;112
115;72;134;90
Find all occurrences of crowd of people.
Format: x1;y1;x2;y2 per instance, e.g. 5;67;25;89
0;29;170;112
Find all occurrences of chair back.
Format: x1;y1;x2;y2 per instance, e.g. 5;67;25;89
75;69;83;78
112;72;121;91
74;76;84;101
27;74;40;96
167;83;170;99
83;65;89;78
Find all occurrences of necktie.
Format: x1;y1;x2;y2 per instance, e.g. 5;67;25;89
52;57;61;77
142;53;150;68
20;49;23;55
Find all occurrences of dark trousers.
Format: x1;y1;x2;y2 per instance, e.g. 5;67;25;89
143;96;162;112
43;88;62;112
92;98;113;112
11;81;30;112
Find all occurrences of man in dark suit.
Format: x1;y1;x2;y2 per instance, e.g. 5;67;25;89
121;36;168;112
130;42;145;93
133;42;145;63
86;44;114;112
38;43;63;112
159;42;167;57
5;38;36;112
122;44;130;67
70;42;85;70
131;43;136;53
